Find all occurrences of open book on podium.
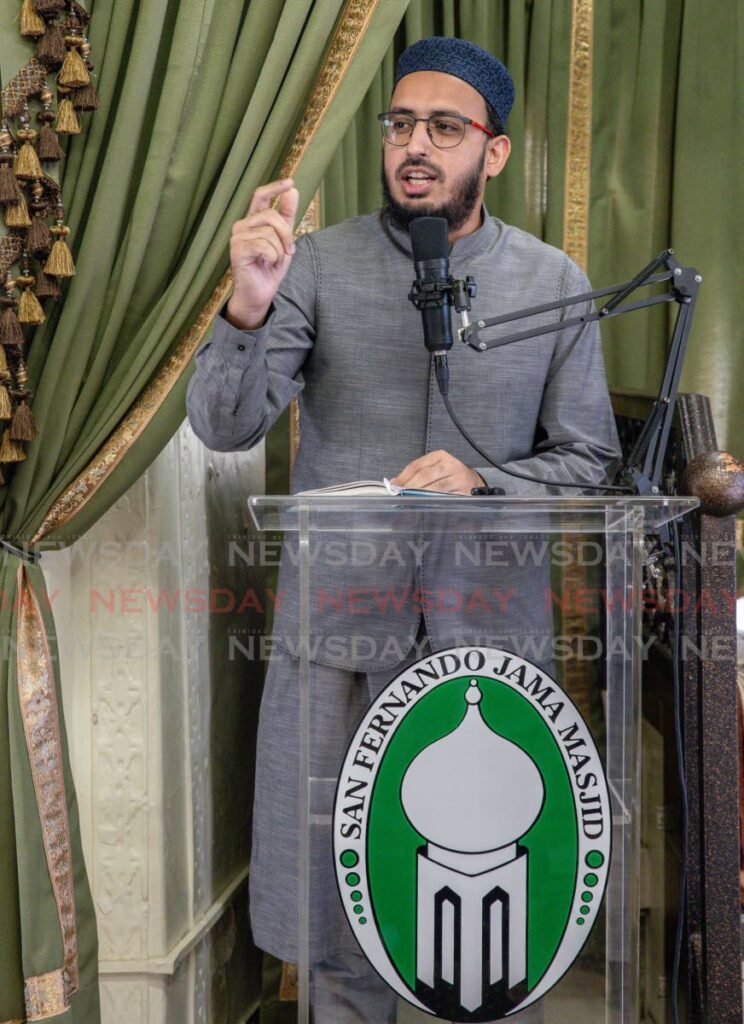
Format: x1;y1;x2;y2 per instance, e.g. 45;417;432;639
248;493;697;1024
297;477;454;498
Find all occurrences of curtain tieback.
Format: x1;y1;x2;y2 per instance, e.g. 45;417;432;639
1;536;41;563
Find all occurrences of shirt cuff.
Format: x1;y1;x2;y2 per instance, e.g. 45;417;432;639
210;301;275;359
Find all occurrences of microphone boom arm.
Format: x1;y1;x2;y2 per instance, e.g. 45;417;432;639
457;249;702;496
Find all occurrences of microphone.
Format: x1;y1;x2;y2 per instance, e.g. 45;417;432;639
408;216;452;395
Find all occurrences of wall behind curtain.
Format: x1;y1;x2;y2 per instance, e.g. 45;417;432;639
318;0;742;456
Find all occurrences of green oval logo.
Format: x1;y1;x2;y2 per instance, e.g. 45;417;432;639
333;646;611;1020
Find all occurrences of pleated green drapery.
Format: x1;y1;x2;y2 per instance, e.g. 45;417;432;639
319;0;743;455
0;1;410;1020
590;0;741;454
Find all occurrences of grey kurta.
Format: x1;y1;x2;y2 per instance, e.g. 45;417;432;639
185;209;622;961
187;209;621;669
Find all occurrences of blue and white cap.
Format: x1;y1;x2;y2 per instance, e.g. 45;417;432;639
394;37;515;128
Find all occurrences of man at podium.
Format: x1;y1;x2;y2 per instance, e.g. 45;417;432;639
187;36;620;1024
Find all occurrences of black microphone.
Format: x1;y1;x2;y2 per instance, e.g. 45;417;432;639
408;216;452;394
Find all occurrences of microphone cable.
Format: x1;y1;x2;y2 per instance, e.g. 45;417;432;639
435;367;633;494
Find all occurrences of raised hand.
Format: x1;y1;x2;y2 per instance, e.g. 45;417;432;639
226;178;300;330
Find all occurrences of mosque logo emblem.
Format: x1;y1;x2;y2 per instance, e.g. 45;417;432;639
333;646;611;1021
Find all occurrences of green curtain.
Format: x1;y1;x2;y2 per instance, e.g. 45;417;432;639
0;0;409;1020
590;0;741;455
319;0;742;456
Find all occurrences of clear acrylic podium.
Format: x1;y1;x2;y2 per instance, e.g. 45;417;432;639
249;495;697;1024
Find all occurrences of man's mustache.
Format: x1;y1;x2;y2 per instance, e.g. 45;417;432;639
396;161;443;181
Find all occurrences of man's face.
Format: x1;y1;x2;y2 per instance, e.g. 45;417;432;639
381;70;509;232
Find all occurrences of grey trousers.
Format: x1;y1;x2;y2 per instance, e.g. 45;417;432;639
312;940;543;1024
312;945;397;1023
250;637;434;962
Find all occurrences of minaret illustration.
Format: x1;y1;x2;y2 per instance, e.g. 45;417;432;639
401;680;545;1019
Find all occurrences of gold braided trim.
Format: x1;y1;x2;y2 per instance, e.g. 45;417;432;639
0;1017;25;1023
277;0;381;178
295;192;321;238
16;566;79;1000
31;0;382;543
1;57;47;119
0;236;25;278
561;3;594;709
30;281;228;543
563;0;593;269
24;967;73;1021
24;968;73;1021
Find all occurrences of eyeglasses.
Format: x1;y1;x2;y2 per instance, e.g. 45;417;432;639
377;111;496;149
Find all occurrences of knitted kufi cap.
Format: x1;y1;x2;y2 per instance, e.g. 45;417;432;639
394;37;514;128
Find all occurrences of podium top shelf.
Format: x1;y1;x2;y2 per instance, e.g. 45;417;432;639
248;495;699;534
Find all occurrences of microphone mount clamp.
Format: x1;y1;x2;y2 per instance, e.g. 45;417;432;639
408;275;477;317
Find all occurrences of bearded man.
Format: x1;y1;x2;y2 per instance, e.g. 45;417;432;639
187;36;621;1024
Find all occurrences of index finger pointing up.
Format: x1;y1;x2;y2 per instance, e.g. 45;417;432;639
248;178;296;215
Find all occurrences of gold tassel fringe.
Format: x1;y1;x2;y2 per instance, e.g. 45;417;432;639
35;22;65;65
72;80;99;111
45;238;75;276
1;0;98;479
28;215;51;255
20;0;45;36
0;164;22;205
36;124;64;161
10;400;38;441
18;288;45;324
58;48;89;88
0;384;11;419
4;193;31;228
34;268;60;298
0;427;26;462
55;98;80;135
14;141;43;180
0;307;25;346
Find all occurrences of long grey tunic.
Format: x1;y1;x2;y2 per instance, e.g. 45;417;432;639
187;210;621;671
185;209;622;962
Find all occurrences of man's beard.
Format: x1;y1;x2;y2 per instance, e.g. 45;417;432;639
381;147;486;232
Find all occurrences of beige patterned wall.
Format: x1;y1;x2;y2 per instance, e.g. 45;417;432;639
45;425;266;1023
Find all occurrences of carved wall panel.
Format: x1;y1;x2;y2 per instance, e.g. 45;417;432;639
45;423;265;1023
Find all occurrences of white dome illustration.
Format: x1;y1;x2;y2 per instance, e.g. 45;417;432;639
401;680;544;853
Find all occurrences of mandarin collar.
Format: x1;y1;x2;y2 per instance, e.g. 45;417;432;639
381;204;501;261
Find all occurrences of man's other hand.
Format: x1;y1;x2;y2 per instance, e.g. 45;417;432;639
226;179;300;331
391;451;486;494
